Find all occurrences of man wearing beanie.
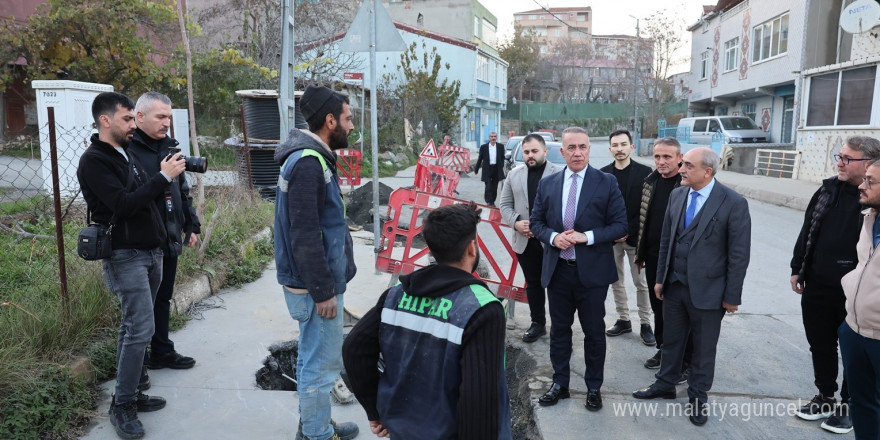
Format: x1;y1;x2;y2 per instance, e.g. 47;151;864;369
274;85;359;440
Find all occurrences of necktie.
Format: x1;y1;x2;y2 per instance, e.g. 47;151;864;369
684;191;699;228
561;174;578;260
873;215;880;248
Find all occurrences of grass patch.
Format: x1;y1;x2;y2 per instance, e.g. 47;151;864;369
0;136;40;159
0;184;274;439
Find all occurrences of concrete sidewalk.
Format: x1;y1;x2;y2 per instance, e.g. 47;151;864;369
81;164;836;439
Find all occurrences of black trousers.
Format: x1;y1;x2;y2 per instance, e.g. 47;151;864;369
483;175;500;205
801;282;849;402
656;281;724;402
517;237;546;326
548;261;607;390
646;253;693;365
150;255;178;356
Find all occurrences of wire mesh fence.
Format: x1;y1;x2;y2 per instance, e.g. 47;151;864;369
1;119;91;219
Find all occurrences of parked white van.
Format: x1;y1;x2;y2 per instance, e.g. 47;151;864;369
678;116;769;144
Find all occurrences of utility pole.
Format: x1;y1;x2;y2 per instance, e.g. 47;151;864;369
629;15;640;149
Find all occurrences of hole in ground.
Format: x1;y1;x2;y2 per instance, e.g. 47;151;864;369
256;341;542;439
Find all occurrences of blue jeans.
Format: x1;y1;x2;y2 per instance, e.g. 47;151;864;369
284;289;344;440
839;322;880;440
102;248;163;405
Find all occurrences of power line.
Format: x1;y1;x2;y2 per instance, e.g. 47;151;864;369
527;0;590;37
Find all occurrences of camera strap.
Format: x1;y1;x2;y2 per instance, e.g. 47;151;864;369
84;160;135;234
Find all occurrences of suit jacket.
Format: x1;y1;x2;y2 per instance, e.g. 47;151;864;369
530;165;628;288
499;161;563;253
475;142;506;182
656;181;751;309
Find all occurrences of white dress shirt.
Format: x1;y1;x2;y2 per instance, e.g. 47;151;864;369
550;167;595;250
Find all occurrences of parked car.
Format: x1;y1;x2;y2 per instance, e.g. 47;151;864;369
508;141;565;171
504;136;525;162
533;131;555;142
678;116;769;144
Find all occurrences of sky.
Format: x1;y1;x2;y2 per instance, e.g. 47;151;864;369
480;0;715;73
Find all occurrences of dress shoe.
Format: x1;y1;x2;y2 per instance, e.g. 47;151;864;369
135;392;166;412
632;382;676;400
148;350;196;370
688;398;708;426
522;323;546;343
585;389;602;411
538;383;570;406
640;324;656;346
605;319;632;336
644;350;661;369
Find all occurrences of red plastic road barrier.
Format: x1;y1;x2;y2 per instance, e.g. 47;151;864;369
375;187;527;303
337;149;362;186
414;158;460;197
436;139;471;173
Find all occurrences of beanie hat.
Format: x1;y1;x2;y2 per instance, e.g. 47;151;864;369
300;85;339;126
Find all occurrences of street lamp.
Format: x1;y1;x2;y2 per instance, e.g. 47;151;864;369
629;15;639;148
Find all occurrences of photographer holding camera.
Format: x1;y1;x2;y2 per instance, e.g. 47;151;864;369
77;92;187;439
129;92;202;375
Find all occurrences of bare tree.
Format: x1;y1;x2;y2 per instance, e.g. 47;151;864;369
638;10;685;134
544;37;592;103
190;0;363;85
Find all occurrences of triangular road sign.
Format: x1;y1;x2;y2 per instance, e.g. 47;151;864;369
338;0;406;53
420;139;438;159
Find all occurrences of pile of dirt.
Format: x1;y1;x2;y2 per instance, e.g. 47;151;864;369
506;345;542;439
345;181;393;227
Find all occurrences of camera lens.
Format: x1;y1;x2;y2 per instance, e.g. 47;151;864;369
184;156;208;174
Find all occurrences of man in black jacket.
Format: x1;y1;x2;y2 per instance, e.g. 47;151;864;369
790;136;880;434
77;92;186;439
130;92;201;374
343;203;511;440
473;132;505;206
601;130;654;345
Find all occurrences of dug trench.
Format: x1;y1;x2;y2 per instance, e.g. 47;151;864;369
256;341;542;439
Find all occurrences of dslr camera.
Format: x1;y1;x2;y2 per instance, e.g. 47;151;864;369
167;147;208;174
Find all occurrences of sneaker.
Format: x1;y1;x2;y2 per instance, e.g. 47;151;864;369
331;376;355;404
796;394;836;420
820;404;853;434
644;350;661;369
137;366;150;392
109;399;145;439
295;419;359;440
677;368;690;385
605;319;632;336
147;350;196;370
135;392;166;412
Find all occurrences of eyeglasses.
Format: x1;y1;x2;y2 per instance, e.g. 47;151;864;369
863;177;878;189
834;154;871;165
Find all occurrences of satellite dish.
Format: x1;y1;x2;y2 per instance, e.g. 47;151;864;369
840;0;880;34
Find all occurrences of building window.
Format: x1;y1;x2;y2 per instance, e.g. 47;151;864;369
474;16;481;38
529;14;536;20
554;28;562;37
752;13;789;63
806;65;877;126
741;103;756;122
476;55;489;82
700;51;709;80
516;15;522;21
540;45;548;54
577;13;587;22
724;37;738;72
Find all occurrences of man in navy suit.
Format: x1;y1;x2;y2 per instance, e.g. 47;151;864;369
473;132;506;206
632;147;751;427
529;126;628;412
